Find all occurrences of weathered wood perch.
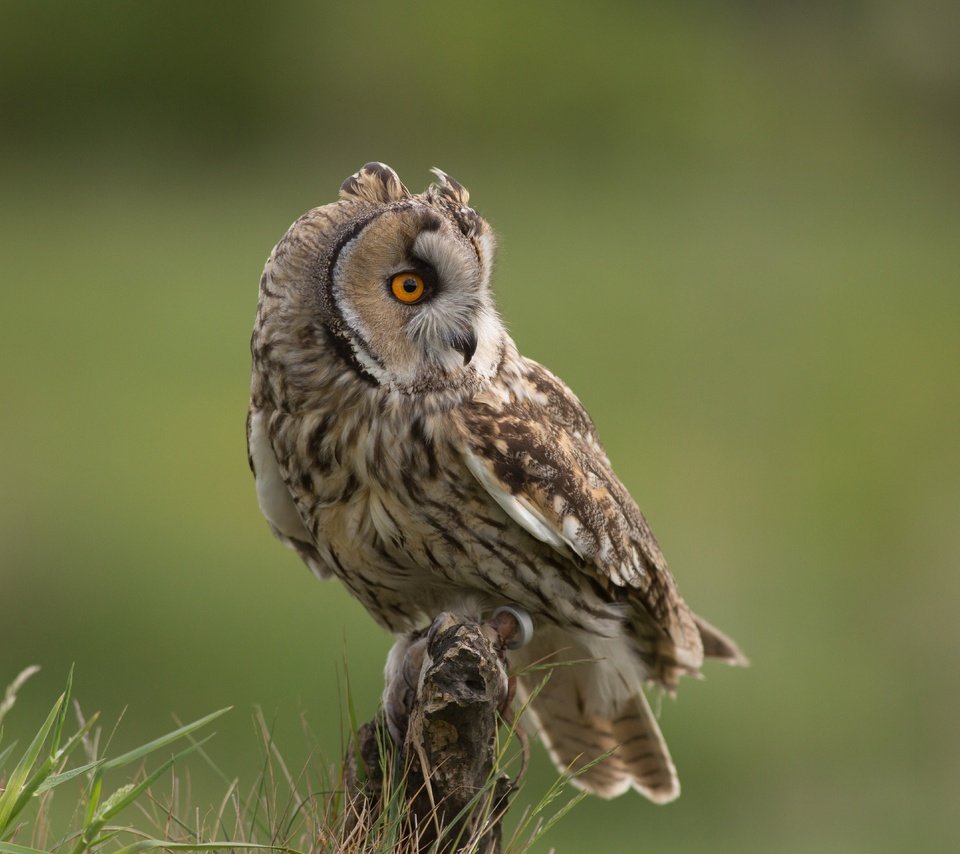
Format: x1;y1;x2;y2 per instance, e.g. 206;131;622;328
345;611;525;853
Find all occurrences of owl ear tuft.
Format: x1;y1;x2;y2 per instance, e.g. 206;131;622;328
339;162;410;204
427;168;470;206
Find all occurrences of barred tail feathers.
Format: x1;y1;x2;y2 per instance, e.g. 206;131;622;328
513;632;680;803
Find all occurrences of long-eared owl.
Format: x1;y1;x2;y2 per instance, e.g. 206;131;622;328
248;163;745;802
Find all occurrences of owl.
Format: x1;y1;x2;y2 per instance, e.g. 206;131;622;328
248;163;746;803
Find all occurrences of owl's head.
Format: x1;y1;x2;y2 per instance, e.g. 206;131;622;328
256;163;505;399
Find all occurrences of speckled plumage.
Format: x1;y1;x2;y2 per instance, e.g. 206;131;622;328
248;163;746;802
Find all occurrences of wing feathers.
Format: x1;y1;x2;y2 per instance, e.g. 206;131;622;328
695;614;750;666
463;449;582;557
457;357;704;678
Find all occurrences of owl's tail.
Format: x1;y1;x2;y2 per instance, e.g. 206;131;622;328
513;631;680;803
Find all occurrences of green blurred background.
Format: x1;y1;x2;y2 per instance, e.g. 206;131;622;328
2;1;958;851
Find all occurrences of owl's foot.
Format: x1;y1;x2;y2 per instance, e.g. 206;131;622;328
495;674;531;789
489;605;534;650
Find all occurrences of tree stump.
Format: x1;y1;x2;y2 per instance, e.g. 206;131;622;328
345;612;522;853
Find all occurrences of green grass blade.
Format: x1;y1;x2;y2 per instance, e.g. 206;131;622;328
82;775;103;828
24;704;100;795
2;755;55;837
342;664;367;790
0;692;64;831
527;791;588;845
246;708;275;839
84;831;121;848
35;759;105;795
0;842;49;854
50;665;74;755
113;841;296;854
100;707;231;772
34;709;101;794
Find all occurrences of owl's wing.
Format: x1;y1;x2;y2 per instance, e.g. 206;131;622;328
247;406;334;580
455;358;703;677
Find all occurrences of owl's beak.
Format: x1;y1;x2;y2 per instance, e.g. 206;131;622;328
449;329;478;365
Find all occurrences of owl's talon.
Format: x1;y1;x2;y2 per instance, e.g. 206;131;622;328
490;605;534;650
499;674;518;720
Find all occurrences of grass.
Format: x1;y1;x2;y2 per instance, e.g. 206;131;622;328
0;668;588;854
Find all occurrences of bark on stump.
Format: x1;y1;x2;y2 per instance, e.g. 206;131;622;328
346;612;519;853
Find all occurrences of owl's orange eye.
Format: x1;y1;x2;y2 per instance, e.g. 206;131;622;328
390;272;426;304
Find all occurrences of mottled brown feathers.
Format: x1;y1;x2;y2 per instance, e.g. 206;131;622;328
455;358;704;685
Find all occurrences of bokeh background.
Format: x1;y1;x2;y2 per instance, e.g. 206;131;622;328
2;2;958;851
